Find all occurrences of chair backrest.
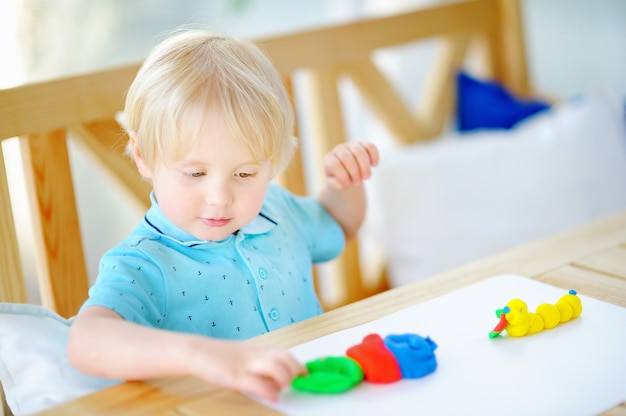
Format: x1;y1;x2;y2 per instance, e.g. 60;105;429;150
0;0;528;317
0;66;146;318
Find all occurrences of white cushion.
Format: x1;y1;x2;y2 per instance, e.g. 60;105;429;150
0;303;119;415
365;89;626;287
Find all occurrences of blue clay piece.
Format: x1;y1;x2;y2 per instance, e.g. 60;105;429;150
384;334;437;378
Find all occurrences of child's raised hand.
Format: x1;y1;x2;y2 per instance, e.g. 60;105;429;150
190;338;305;402
324;142;379;190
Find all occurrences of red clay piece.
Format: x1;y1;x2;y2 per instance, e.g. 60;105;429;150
346;333;402;383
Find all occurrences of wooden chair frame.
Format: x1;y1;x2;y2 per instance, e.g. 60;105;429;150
0;0;528;318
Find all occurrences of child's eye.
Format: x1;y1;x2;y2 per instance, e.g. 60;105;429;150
187;171;205;178
235;172;256;179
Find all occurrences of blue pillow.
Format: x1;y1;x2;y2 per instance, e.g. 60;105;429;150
456;71;550;132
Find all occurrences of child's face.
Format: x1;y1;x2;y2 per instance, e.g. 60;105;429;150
139;108;273;242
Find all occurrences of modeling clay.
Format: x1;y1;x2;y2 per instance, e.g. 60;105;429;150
291;332;438;394
291;356;364;394
383;334;438;378
346;334;402;383
489;289;583;338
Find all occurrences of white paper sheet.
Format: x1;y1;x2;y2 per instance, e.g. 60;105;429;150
263;274;626;415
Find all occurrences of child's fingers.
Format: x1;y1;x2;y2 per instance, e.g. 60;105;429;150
241;374;283;402
244;350;305;401
345;143;371;182
267;352;306;387
269;347;304;373
325;153;352;189
360;141;380;167
325;142;378;188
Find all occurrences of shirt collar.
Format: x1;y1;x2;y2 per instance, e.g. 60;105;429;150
143;191;277;246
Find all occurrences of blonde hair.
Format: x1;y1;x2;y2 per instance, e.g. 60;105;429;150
125;30;296;175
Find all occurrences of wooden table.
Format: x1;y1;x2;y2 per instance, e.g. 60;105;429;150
38;210;626;415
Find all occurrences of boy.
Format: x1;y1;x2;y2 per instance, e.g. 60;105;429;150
68;30;378;402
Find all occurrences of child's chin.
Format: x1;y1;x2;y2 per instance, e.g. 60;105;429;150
189;227;234;242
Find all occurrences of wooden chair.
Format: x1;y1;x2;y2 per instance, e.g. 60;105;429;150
259;0;530;308
0;0;529;319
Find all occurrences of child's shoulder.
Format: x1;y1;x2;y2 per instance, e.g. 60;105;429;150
263;182;308;213
266;181;289;196
104;226;161;257
263;182;332;224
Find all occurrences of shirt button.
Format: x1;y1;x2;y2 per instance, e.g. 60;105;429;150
259;267;268;279
269;308;279;321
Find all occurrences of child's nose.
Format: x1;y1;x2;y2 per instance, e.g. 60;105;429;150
204;177;232;206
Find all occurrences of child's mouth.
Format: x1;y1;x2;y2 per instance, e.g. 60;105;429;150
202;218;231;227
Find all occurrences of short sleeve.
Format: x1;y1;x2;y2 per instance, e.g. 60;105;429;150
267;184;345;264
81;242;166;327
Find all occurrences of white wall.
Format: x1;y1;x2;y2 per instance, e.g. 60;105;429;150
523;0;626;98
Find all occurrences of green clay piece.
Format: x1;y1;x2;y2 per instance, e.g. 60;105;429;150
291;356;364;394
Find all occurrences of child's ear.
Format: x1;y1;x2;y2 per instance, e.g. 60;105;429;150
128;131;152;179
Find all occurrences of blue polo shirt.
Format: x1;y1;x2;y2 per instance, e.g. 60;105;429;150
81;183;345;340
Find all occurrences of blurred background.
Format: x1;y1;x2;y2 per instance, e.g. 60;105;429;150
1;0;624;94
1;0;625;303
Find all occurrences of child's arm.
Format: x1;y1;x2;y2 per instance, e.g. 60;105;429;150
67;306;304;402
318;141;379;239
